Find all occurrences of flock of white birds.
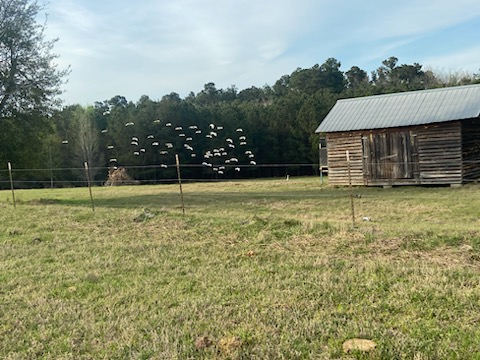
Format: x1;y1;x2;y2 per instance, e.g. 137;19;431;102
91;119;258;175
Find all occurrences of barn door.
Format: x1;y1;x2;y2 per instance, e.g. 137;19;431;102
362;131;419;181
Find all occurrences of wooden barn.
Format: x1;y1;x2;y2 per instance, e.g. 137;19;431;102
315;84;480;186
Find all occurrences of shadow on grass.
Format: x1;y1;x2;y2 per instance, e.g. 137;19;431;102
17;183;474;211
22;190;340;210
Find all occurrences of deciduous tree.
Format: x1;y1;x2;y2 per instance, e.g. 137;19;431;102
0;0;69;117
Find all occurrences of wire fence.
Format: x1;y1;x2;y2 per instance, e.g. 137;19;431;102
3;159;480;233
4;160;480;189
0;162;323;189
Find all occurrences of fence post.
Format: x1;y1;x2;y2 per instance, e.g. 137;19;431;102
48;146;54;189
319;143;324;185
8;162;16;209
175;154;185;216
84;161;95;212
346;150;355;227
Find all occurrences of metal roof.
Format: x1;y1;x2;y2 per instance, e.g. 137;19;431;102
315;84;480;133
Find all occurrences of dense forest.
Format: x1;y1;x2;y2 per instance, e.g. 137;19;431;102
1;56;479;187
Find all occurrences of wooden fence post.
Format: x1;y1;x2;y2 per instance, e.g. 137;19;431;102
8;162;16;209
84;162;95;212
175;154;185;216
346;151;355;227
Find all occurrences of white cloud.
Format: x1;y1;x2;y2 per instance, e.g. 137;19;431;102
328;0;480;42
421;45;480;73
44;0;480;104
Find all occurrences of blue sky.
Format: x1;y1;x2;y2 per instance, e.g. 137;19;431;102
44;0;480;105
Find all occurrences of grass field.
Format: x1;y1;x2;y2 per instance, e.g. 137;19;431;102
1;177;480;359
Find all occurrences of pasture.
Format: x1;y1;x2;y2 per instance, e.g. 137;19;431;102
1;177;480;359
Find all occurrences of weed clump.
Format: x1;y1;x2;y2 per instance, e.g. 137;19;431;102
104;167;139;186
133;208;156;222
194;336;213;350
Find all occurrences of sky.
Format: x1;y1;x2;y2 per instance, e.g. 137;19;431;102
43;0;480;106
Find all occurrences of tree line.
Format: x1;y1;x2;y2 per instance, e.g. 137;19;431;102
6;56;480;187
1;1;479;187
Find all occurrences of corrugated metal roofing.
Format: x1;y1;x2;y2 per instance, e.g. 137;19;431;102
315;84;480;133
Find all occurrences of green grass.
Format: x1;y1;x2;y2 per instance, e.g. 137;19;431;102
1;177;480;359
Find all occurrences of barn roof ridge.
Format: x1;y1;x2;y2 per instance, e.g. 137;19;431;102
336;83;480;102
316;83;480;133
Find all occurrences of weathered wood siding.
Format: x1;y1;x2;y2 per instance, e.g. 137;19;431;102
326;132;364;185
362;129;419;185
325;120;466;186
462;118;480;182
417;121;462;184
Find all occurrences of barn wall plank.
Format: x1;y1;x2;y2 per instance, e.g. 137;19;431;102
326;132;364;185
325;120;469;186
417;122;462;184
